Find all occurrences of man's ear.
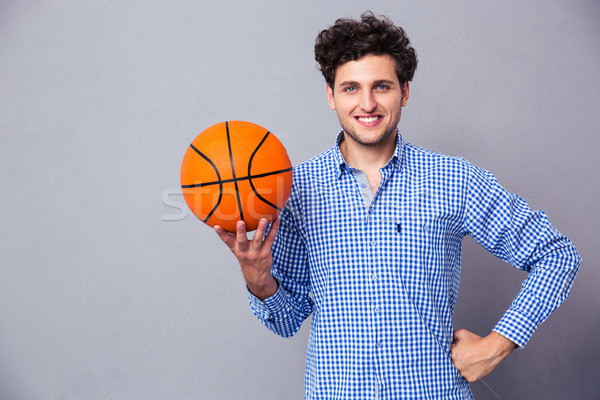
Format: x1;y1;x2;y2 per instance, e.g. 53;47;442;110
326;84;336;110
401;82;410;107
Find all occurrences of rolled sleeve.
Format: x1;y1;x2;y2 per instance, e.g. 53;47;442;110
248;283;290;323
492;288;546;347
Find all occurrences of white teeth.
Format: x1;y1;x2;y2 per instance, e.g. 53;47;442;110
357;116;379;122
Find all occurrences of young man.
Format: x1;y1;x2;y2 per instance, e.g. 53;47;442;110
215;12;581;399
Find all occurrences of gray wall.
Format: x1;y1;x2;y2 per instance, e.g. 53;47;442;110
1;1;598;399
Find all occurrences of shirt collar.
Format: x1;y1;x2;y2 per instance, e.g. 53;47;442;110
334;130;404;179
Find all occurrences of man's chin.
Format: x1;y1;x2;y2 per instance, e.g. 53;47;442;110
342;128;397;148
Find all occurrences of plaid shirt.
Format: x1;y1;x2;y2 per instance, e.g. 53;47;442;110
248;133;581;399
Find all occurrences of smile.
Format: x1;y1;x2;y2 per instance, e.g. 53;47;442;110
357;116;380;122
354;114;383;128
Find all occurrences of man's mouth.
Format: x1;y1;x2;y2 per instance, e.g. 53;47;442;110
355;115;383;125
357;116;380;122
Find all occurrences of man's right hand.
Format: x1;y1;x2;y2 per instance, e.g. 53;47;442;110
214;218;280;300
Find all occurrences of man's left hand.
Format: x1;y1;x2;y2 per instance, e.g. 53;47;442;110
451;329;517;382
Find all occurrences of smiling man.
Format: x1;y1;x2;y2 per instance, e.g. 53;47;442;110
325;53;408;195
215;12;582;399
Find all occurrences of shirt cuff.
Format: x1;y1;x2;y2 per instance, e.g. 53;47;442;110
492;288;546;348
247;283;289;322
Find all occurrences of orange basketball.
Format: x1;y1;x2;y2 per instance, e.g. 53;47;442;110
180;121;293;232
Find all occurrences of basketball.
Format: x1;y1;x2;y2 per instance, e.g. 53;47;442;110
180;121;293;232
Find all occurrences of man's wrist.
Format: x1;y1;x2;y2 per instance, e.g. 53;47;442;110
247;276;279;301
488;331;517;359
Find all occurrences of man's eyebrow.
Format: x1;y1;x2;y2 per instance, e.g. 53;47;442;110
373;79;396;86
337;80;360;88
337;79;397;88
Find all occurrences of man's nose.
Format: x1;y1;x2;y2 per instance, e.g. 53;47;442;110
359;91;377;113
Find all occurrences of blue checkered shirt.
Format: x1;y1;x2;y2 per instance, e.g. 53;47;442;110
248;133;581;399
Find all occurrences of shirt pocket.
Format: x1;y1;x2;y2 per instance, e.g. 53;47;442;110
391;196;463;350
397;190;462;285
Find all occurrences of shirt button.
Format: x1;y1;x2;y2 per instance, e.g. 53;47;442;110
374;307;380;313
372;274;378;281
370;241;376;247
376;342;382;348
360;183;367;188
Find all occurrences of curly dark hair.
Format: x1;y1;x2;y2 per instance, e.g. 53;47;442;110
314;11;418;88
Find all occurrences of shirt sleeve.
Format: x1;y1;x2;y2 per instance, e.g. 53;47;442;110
247;187;313;338
463;163;582;348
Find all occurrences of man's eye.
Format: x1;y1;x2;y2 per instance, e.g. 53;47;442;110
375;85;390;90
343;87;357;92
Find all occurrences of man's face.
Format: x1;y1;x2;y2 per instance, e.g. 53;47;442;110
326;54;409;149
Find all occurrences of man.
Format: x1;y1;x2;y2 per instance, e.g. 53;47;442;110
215;12;581;399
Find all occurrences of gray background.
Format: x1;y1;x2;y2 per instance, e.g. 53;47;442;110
0;0;598;399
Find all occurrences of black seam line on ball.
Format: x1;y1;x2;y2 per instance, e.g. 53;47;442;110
187;143;222;223
226;121;245;222
181;167;293;188
248;131;284;212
